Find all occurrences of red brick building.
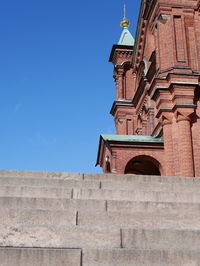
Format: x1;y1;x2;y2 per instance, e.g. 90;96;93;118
97;0;200;177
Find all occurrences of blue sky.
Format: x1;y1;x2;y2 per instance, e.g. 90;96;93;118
0;0;141;173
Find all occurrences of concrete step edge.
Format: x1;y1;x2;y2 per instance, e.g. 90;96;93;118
77;210;200;218
0;170;83;179
1;175;200;186
72;187;200;196
0;177;99;186
82;247;200;252
84;173;200;183
1;196;200;206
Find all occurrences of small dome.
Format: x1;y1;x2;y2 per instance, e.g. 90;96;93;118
120;18;130;28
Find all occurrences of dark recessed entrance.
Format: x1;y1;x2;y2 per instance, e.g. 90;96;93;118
124;155;161;175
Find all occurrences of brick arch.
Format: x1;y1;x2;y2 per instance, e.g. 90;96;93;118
124;155;161;175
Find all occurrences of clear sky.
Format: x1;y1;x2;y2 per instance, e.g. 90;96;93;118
0;0;141;173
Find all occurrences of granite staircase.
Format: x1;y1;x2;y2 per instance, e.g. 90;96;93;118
1;170;200;265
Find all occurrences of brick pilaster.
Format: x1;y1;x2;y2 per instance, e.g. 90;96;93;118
177;117;194;177
162;119;175;176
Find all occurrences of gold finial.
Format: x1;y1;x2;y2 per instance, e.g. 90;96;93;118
120;4;130;28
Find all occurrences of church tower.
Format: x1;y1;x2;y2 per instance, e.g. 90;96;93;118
97;0;200;177
109;5;135;135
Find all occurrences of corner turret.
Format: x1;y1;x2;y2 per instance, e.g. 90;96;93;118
109;5;136;135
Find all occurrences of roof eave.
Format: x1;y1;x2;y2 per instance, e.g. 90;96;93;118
109;44;134;62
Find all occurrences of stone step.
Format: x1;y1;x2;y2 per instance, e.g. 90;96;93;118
0;197;106;211
122;228;200;250
78;211;200;230
1;208;76;226
0;225;120;249
5;186;200;202
1;196;199;216
2;175;200;194
0;186;72;198
0;247;81;266
2;205;200;230
84;173;200;183
0;176;99;189
101;179;200;192
82;248;200;266
84;173;200;184
2;170;200;183
73;188;200;203
107;200;200;215
0;169;82;180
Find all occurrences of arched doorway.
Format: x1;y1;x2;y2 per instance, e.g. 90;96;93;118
124;155;161;175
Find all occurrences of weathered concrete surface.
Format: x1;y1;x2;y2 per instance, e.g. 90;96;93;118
0;197;106;211
1;170;200;265
122;228;200;250
101;179;200;192
0;169;83;180
83;248;200;266
78;211;200;229
84;173;200;183
0;176;100;188
0;225;120;248
107;200;200;215
73;188;200;203
0;186;72;198
0;248;81;266
1;208;76;226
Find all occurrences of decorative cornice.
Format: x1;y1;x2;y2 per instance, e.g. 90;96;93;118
110;99;134;116
151;76;199;101
155;104;197;119
156;108;173;119
109;44;133;63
